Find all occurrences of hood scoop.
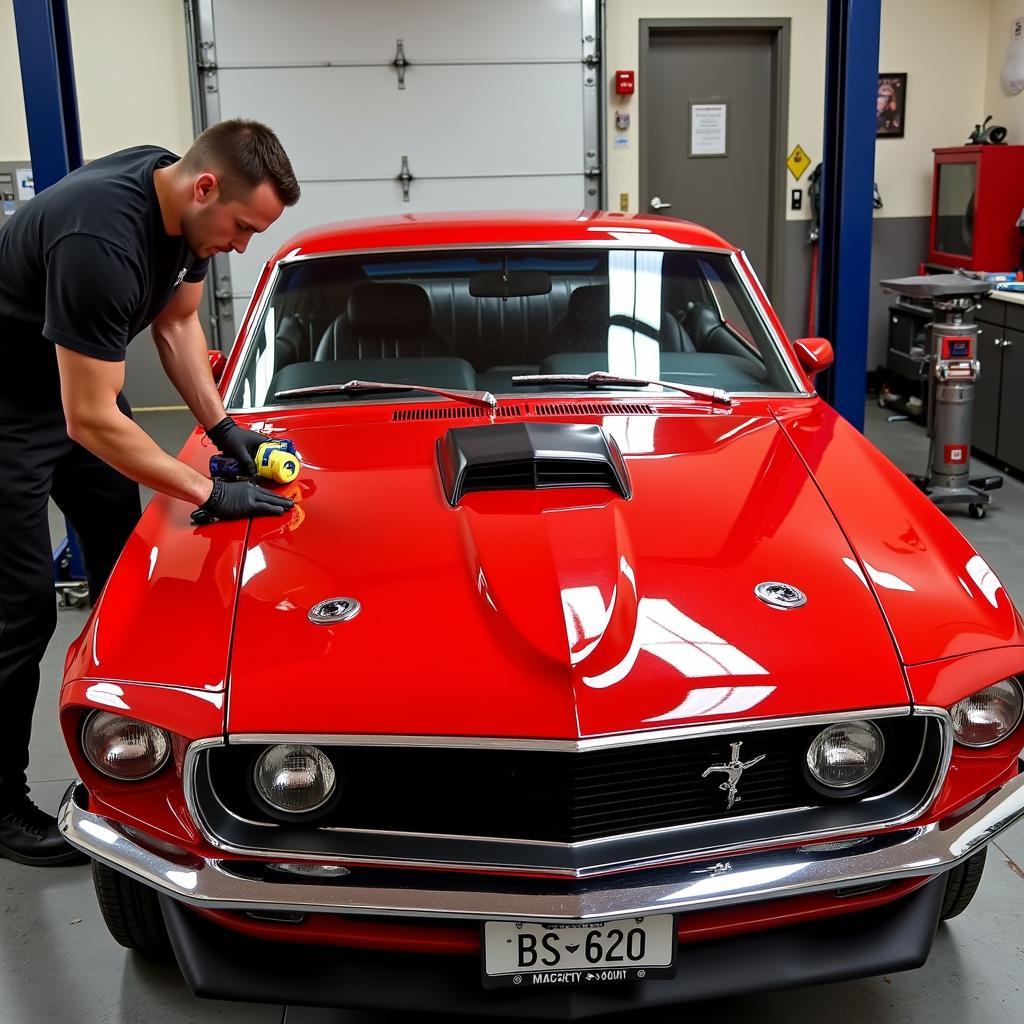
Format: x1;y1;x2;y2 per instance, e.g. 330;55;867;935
438;422;631;506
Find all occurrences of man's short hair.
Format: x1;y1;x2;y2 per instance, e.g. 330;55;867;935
182;119;300;206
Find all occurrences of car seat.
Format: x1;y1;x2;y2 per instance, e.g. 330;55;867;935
315;282;452;360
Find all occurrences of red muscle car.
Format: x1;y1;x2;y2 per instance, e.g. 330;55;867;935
59;212;1024;1016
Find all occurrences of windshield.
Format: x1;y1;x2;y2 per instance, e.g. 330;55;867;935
227;247;800;410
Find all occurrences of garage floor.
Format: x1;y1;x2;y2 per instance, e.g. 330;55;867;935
1;403;1022;1024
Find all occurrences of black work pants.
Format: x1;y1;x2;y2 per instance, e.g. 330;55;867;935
0;339;141;806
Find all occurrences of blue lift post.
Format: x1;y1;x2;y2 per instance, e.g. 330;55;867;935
816;0;882;433
12;0;90;604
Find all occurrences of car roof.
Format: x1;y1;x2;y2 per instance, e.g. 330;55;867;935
270;210;737;263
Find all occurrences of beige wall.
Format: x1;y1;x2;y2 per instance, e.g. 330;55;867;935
0;2;30;161
0;0;195;164
605;0;990;220
985;2;1024;140
876;0;989;218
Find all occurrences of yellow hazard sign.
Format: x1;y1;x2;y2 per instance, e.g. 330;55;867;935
787;144;812;180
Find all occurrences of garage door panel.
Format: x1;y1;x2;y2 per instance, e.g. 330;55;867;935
211;0;584;66
229;176;586;298
216;65;584;180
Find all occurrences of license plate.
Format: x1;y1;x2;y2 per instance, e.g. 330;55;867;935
481;916;675;989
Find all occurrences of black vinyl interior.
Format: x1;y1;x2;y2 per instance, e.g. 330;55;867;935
248;272;779;402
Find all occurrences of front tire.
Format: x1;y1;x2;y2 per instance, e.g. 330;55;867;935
92;860;172;957
940;847;988;920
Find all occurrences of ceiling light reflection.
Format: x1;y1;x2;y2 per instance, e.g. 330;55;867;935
842;557;915;592
645;684;776;722
966;554;1003;608
571;594;768;689
85;681;130;711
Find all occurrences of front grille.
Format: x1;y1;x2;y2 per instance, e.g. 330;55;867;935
200;716;941;853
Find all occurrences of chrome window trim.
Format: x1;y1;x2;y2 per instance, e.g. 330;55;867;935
222;241;813;412
183;708;953;877
731;250;805;393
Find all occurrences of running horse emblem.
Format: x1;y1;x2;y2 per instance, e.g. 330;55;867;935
702;741;766;809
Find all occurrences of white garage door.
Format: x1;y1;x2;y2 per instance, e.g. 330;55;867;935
188;0;601;343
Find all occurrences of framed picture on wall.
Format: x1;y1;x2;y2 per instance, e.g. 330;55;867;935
877;73;907;138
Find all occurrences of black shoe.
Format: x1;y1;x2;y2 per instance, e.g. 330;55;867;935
0;796;88;867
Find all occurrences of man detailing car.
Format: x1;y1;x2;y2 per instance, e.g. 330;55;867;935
0;119;299;867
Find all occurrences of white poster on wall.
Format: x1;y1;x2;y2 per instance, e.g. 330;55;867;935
689;102;728;157
1001;17;1024;95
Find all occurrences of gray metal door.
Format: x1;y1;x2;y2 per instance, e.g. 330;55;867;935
188;0;601;345
640;21;787;297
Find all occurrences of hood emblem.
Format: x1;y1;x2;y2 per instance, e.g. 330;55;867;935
702;741;766;810
754;581;807;609
308;598;361;624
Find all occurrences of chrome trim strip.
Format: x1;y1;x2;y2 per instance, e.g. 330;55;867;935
180;710;953;876
59;771;1024;922
731;250;806;394
221;706;914;752
275;240;737;267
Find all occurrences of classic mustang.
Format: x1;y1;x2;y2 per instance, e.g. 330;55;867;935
59;212;1024;1016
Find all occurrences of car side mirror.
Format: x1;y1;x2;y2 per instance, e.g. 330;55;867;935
208;350;227;384
793;337;834;376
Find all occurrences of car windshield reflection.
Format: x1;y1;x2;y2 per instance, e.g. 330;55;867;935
228;247;799;411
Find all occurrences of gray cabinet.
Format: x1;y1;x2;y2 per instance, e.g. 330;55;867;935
971;298;1024;472
974;323;1001;454
997;327;1024;469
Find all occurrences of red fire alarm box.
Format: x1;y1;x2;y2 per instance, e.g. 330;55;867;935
615;70;635;95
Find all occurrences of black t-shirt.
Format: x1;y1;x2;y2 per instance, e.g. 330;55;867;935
0;145;209;361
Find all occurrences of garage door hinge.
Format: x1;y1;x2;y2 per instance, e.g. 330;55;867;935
397;155;414;201
198;39;218;92
584;166;602;178
197;40;216;73
584;51;600;68
392;39;409;90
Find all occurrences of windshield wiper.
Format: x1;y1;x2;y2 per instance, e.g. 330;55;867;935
512;371;732;407
274;379;497;409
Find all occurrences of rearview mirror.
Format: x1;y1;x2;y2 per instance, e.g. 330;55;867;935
793;337;834;376
469;270;552;298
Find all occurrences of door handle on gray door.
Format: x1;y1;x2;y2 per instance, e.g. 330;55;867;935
650;196;672;210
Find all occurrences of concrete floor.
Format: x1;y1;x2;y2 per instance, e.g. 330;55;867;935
1;403;1022;1023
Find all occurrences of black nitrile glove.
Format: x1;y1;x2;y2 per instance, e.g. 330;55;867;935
206;415;269;477
191;479;294;525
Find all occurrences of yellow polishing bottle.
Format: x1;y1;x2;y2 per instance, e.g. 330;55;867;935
209;440;301;485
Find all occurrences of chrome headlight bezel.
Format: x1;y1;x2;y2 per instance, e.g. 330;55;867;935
80;710;171;781
251;744;340;822
804;720;886;796
950;677;1024;749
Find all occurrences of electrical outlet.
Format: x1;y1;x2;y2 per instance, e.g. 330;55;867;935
791;189;803;211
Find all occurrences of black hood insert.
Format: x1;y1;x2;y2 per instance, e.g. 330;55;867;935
437;422;631;506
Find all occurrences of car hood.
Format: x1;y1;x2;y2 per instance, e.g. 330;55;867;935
225;409;911;738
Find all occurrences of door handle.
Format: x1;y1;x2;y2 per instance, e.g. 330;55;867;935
649;196;672;210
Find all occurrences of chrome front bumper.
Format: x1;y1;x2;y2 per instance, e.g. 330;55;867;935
59;775;1024;922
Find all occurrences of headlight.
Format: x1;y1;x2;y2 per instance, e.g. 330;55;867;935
806;721;885;790
951;678;1024;747
81;711;170;780
254;744;337;816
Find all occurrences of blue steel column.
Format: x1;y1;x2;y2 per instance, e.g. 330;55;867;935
12;0;83;189
816;0;881;432
12;0;87;592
